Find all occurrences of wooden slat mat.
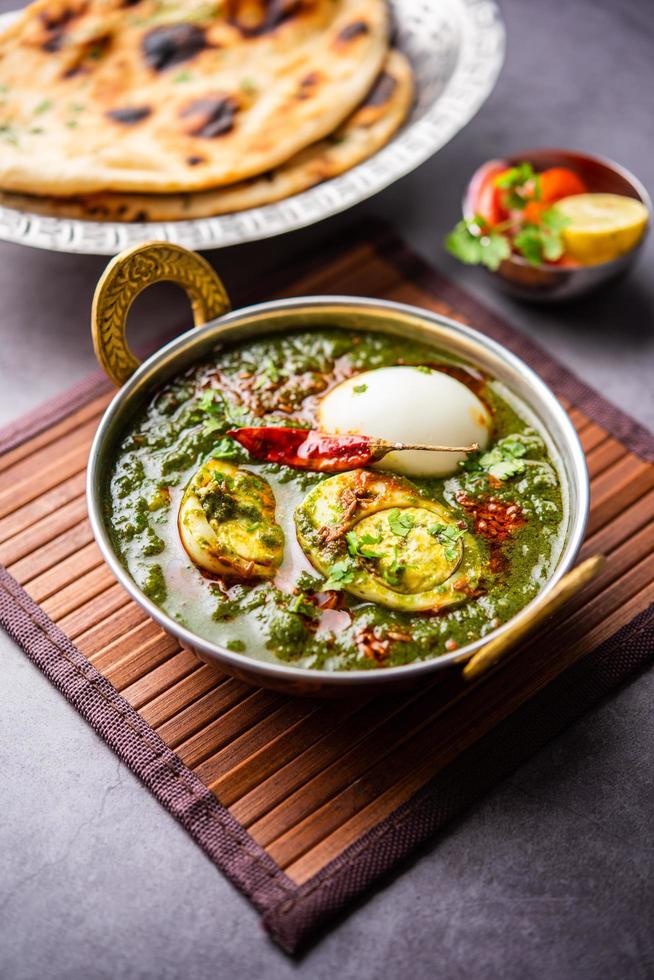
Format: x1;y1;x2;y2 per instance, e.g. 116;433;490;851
1;226;654;954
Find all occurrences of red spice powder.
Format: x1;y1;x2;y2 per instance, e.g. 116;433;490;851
456;492;525;574
455;492;525;541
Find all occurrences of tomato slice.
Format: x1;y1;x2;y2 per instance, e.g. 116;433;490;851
467;160;510;226
539;167;587;203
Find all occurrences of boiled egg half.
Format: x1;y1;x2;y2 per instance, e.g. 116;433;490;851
318;365;491;477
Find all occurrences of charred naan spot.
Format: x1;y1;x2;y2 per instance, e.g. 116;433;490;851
180;96;238;139
142;24;207;71
186;155;206;166
337;20;369;43
363;71;397;107
228;0;303;38
296;70;321;99
106;106;151;124
39;5;78;52
61;34;110;76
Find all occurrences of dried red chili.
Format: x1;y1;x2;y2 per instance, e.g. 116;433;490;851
229;426;477;473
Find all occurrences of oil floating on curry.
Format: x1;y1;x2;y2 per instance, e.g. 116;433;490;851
106;329;566;670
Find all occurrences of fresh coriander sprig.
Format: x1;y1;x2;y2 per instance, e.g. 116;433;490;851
446;215;511;271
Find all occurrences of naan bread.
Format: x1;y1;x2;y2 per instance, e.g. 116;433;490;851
0;0;389;194
0;49;413;221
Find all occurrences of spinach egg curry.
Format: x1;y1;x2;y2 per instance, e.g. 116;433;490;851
106;329;566;670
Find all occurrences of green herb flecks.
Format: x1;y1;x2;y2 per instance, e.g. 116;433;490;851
346;529;383;560
428;523;465;561
388;509;416;538
0;123;18;145
289;594;320;621
322;559;356;592
474;435;529;480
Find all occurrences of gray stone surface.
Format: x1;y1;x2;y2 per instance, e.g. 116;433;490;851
0;0;653;977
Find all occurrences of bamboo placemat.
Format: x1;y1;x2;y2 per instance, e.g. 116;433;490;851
1;225;653;953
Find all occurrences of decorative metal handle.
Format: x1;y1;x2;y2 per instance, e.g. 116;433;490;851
92;241;231;386
463;554;605;682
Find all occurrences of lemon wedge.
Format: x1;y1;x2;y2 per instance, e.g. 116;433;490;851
556;193;649;265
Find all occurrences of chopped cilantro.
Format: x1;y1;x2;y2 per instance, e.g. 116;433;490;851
210;436;241;460
353;383;368;394
346;529;383;559
199;390;221;414
322;559;356;591
173;70;193;83
428;523;464;561
415;365;432;374
226;639;246;652
474;435;529;480
388;509;416;538
34;99;53;115
383;545;410;587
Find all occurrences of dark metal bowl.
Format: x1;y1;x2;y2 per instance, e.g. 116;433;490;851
463;148;651;303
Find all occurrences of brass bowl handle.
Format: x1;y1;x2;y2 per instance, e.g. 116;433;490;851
92;241;231;386
464;554;606;682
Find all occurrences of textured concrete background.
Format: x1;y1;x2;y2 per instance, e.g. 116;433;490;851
1;0;653;977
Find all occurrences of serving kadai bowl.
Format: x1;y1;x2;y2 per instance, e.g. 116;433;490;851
87;243;592;696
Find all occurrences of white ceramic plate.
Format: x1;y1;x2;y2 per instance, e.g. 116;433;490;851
0;0;505;254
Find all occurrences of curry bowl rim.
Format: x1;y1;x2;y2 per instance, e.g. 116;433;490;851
86;294;589;689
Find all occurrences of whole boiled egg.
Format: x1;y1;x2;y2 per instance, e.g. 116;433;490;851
317;366;491;477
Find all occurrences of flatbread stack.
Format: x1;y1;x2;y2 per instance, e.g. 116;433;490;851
0;0;414;222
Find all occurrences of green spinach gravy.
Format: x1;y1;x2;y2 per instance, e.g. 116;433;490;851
106;329;566;671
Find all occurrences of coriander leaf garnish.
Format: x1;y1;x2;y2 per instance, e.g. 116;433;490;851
446;217;511;271
473;435;529;480
322;558;356;592
346;529;383;559
383;545;416;587
210;436;241;460
388;509;416;538
353;383;368;394
428;523;464;561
